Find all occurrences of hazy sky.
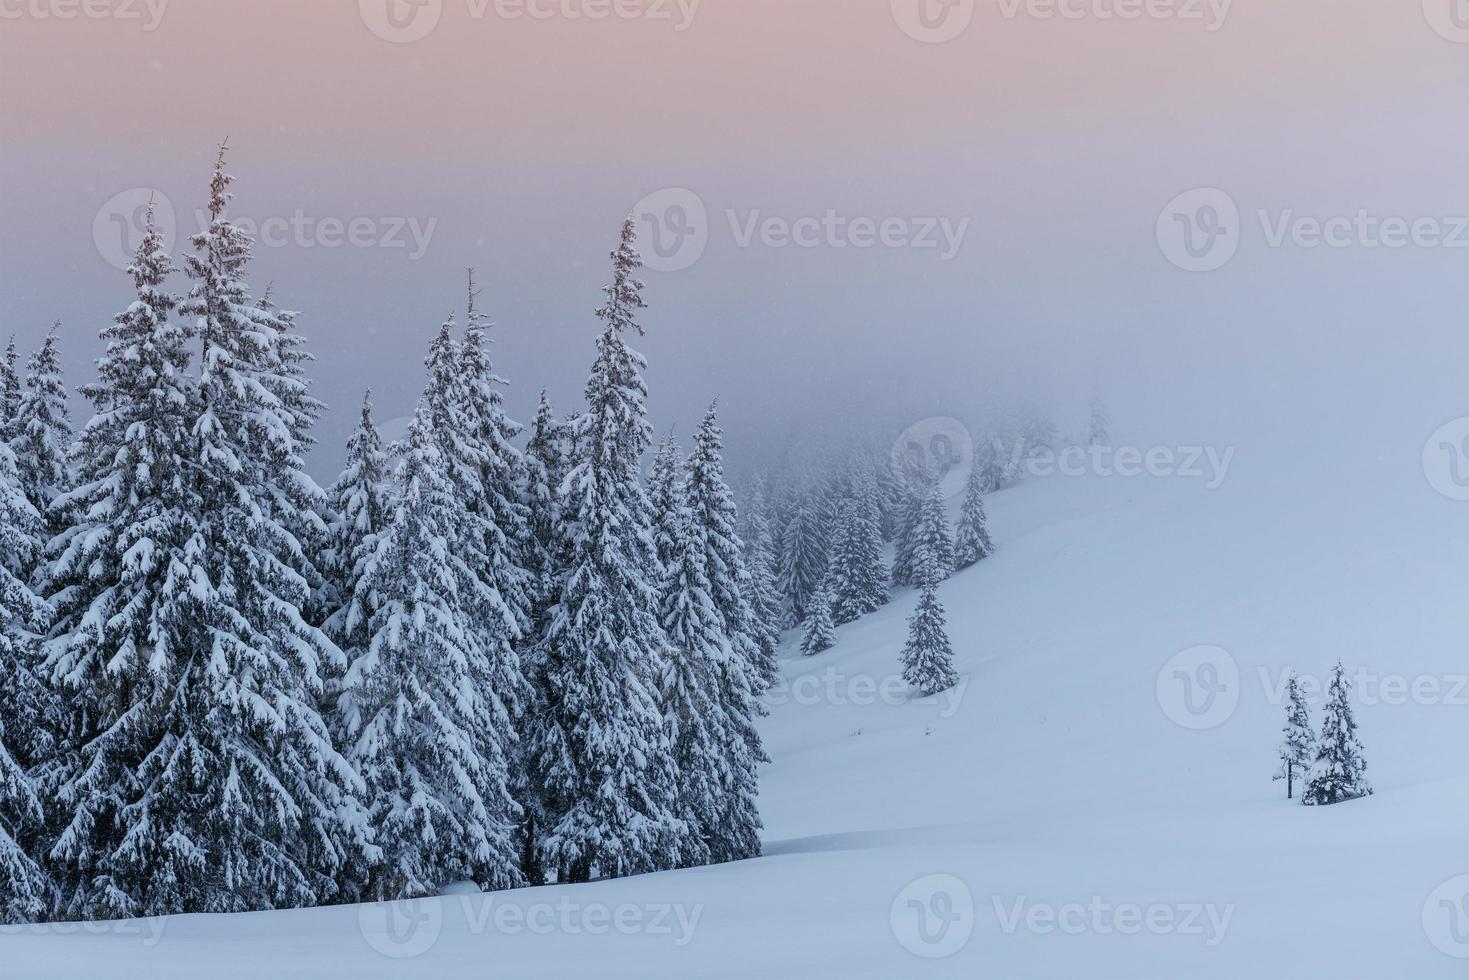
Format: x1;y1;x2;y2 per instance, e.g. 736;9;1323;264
1;0;1465;477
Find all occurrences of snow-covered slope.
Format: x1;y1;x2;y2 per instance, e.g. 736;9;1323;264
8;421;1467;978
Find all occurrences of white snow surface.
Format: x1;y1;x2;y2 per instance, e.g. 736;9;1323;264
8;416;1467;978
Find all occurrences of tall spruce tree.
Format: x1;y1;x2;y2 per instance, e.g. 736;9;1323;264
10;328;71;533
778;492;827;623
517;390;570;885
0;337;19;441
682;402;764;861
889;486;924;588
655;488;727;869
873;460;909;541
901;579;958;697
1302;662;1372;806
523;391;570;617
972;433;1010;494
953;465;995;569
339;408;522;897
800;577;836;657
53;145;374;915
458;273;533;651
253;290;331;624
322;391;391;647
42;203;205;917
826;468;889;625
1274;673;1314;801
533;218;681;883
0;442;54;922
908;484;956;587
685;402;775;696
739;476;784;688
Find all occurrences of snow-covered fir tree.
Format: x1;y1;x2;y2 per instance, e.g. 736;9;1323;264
253;289;331;623
1087;390;1109;447
338;408;522;898
458;273;533;653
320;391;391;693
516;389;570;885
778;491;828;623
49;146;372;916
901;578;958;696
907;484;956;587
681;402;765;860
0;337;19;440
972;433;1011;494
532;218;681;883
656;494;731;869
522;390;570;616
1302;662;1372;806
889;486;924;588
873;460;909;541
953;465;994;569
10;328;71;533
41;203;203;917
685;402;776;697
1274;672;1314;801
0;442;54;923
800;577;836;657
826;468;889;625
738;475;784;689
